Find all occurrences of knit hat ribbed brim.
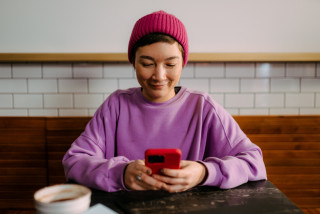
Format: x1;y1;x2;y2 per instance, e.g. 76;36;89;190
128;11;188;65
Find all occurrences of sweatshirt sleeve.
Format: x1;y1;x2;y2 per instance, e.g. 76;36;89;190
62;97;130;192
199;101;267;189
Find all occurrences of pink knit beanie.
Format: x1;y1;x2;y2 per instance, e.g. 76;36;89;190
128;10;188;65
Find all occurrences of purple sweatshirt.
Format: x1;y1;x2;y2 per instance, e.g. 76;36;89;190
62;87;267;192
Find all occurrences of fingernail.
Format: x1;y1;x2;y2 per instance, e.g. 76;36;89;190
146;169;151;175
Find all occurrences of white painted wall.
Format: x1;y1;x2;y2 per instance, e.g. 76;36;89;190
1;0;320;53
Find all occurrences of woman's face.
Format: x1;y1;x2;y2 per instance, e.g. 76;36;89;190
134;41;183;103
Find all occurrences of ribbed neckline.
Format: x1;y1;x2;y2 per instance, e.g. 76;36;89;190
135;86;186;107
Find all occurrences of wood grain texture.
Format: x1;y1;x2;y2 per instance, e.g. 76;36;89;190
0;117;46;210
234;115;320;209
46;117;90;185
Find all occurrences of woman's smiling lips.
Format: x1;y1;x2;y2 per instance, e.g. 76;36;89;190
149;83;167;89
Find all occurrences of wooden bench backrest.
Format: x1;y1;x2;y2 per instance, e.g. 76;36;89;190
0;116;319;211
234;116;320;210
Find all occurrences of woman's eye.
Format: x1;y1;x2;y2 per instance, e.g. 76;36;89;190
142;63;153;67
167;64;176;67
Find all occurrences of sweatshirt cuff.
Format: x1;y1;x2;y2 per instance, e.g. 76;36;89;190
120;160;135;191
121;163;131;191
197;161;222;187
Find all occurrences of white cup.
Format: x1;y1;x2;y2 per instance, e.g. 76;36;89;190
34;184;91;214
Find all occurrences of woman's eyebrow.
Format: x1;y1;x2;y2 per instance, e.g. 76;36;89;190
139;55;154;61
165;56;180;61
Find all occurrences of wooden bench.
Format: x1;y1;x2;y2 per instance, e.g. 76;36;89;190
234;116;320;214
0;116;319;214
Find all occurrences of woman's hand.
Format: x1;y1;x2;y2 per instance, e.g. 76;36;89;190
124;159;166;191
152;160;207;193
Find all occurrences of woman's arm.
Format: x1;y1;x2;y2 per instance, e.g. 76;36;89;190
200;140;267;189
199;103;267;189
62;132;130;192
62;97;131;192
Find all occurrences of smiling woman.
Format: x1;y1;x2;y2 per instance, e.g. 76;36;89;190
62;10;267;194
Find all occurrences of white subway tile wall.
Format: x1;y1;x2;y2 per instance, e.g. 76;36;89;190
12;64;42;78
301;79;320;92
29;109;58;117
286;63;316;77
0;62;319;116
29;79;58;93
14;94;43;108
210;79;239;93
73;64;103;78
44;94;73;108
0;94;12;108
74;94;103;108
225;94;254;108
0;79;27;93
59;79;88;93
240;79;269;92
0;64;11;78
256;63;285;77
104;64;134;78
43;64;72;78
226;63;255;77
180;64;194;78
271;79;300;92
180;79;209;92
195;63;224;78
119;79;140;89
89;79;118;93
255;94;284;107
286;93;314;107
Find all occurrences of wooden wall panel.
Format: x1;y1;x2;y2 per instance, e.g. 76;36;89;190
0;117;46;210
46;117;91;185
234;116;320;210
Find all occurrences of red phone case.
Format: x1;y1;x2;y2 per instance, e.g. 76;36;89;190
145;148;181;174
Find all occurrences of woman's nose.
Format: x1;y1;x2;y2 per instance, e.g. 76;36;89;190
153;65;166;81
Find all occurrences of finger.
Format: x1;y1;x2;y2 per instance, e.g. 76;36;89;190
179;160;188;167
140;173;167;190
130;173;153;190
131;181;154;191
152;174;187;185
130;171;165;191
164;184;188;193
159;161;185;177
134;160;152;175
161;168;186;178
136;172;143;183
134;159;145;169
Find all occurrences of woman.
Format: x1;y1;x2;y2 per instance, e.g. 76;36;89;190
63;11;267;193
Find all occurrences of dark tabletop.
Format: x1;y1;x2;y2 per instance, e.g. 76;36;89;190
90;180;303;214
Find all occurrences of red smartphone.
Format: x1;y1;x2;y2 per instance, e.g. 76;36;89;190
145;148;181;175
